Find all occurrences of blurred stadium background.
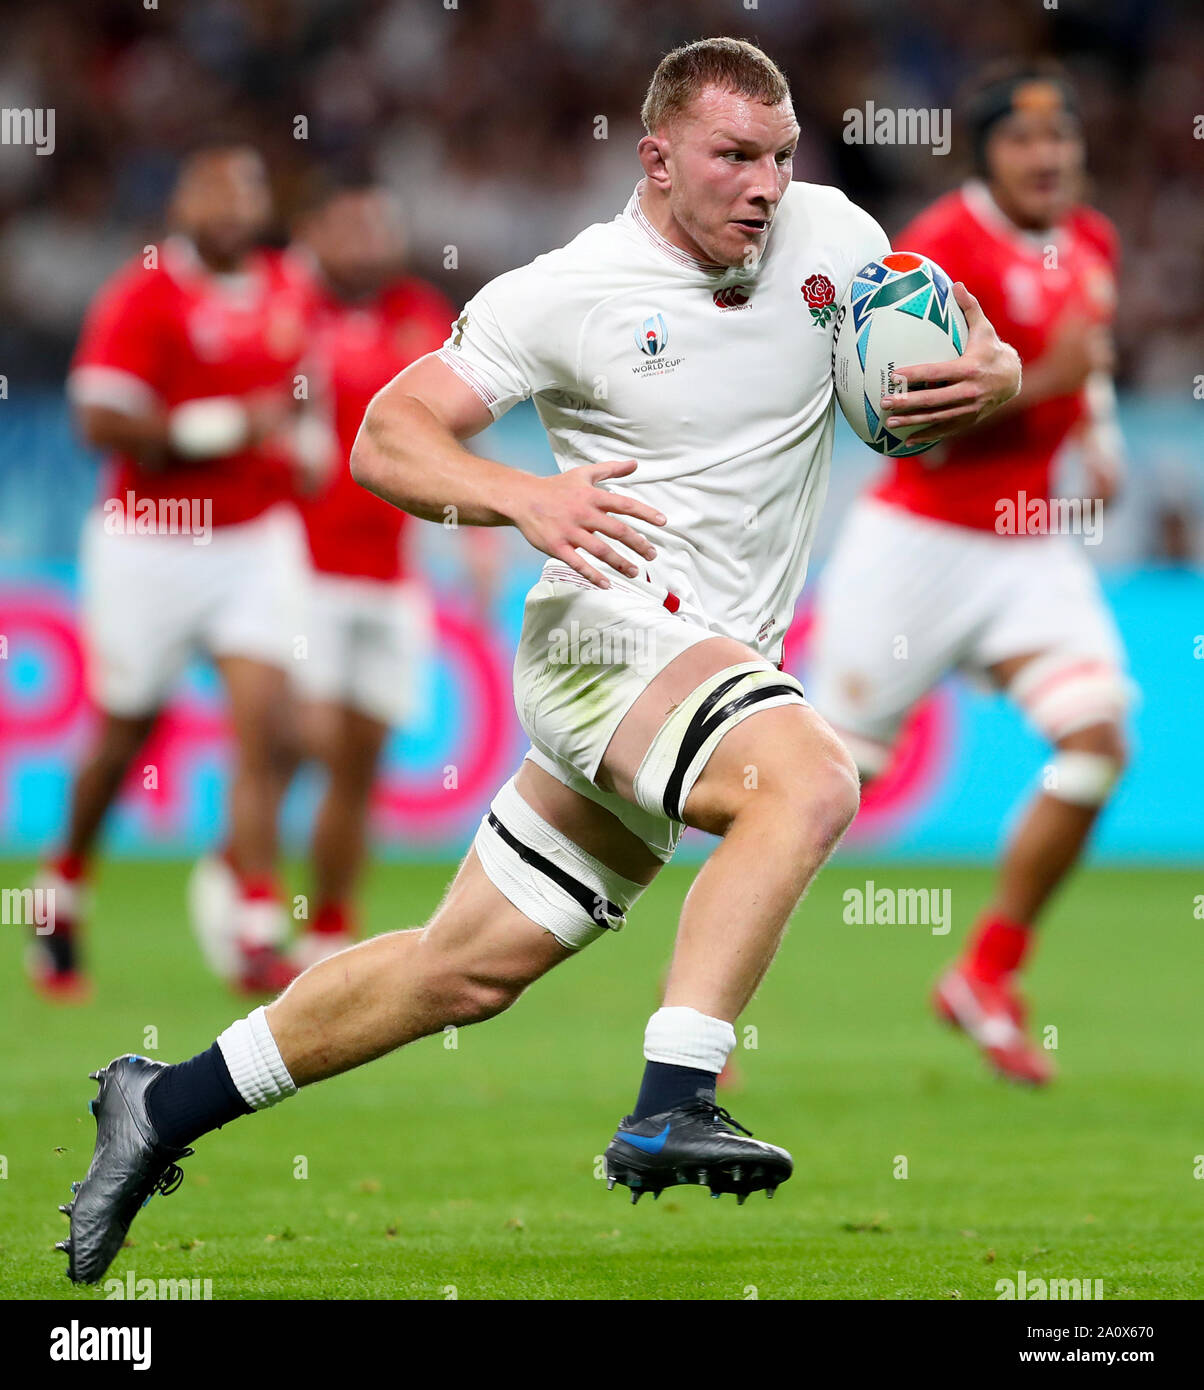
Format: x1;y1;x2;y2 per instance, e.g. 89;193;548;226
1;0;1200;865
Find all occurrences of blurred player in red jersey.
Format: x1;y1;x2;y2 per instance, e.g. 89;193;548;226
31;146;310;1000
188;181;499;978
809;66;1130;1084
290;183;491;966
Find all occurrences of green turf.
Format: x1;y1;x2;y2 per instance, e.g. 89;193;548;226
1;857;1200;1300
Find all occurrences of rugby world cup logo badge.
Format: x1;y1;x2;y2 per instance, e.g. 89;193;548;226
635;312;669;356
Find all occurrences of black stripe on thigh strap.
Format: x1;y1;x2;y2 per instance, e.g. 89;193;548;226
662;681;801;821
487;812;622;926
655;671;751;821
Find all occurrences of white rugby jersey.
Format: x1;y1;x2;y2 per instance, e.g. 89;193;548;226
438;180;888;663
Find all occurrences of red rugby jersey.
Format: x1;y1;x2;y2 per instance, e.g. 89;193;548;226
298;276;456;583
70;237;314;529
871;182;1119;532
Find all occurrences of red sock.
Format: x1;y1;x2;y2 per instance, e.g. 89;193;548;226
964;914;1033;984
311;901;352;936
237;874;280;904
50;852;88;883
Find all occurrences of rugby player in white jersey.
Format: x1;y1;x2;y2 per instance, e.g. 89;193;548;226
58;38;1021;1282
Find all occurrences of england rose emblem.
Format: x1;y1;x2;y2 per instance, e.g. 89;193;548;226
802;273;836;325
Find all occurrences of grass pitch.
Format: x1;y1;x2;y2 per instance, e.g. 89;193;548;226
1;857;1200;1300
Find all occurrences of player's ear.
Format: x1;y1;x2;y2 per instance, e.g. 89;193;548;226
638;133;672;190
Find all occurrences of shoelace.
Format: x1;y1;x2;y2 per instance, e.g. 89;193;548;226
153;1150;193;1197
697;1100;753;1136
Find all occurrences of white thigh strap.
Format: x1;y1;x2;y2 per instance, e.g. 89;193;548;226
474;776;649;952
633;661;808;822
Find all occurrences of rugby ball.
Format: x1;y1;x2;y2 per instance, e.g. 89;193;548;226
831;251;968;456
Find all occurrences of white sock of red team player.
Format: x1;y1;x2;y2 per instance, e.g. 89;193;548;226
34;852;88;974
234;875;287;955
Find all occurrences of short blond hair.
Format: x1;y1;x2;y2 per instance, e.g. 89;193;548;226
641;37;791;135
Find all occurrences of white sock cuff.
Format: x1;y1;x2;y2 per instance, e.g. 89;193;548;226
643;1006;736;1074
237;897;286;949
217;1005;297;1111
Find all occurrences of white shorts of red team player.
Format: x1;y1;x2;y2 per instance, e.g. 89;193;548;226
78;503;306;717
292;572;433;727
806;495;1133;774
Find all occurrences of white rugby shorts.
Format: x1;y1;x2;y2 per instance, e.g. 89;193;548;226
807;496;1127;757
293;572;432;725
512;564;720;860
79;503;306;716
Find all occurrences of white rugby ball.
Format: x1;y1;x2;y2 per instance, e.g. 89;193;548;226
831;251;968;457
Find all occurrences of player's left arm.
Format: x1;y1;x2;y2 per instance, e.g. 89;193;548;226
1073;214;1125;504
1077;368;1125;505
877;283;1023;445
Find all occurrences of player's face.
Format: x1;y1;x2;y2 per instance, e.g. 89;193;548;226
305;191;406;298
659;88;799;268
985;109;1084;230
172;150;272;269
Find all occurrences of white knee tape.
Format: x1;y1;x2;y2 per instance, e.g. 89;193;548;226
474;776;648;952
1043;751;1121;806
633;661;808;822
1009;653;1131;742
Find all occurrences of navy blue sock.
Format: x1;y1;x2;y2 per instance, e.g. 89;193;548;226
146;1042;252;1148
631;1061;717;1121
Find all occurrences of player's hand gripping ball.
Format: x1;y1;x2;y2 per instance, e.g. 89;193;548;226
832;251;969;456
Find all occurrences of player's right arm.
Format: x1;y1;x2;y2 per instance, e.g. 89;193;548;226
74;394;296;469
69;264;294;469
350;351;665;591
74;401;171;464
